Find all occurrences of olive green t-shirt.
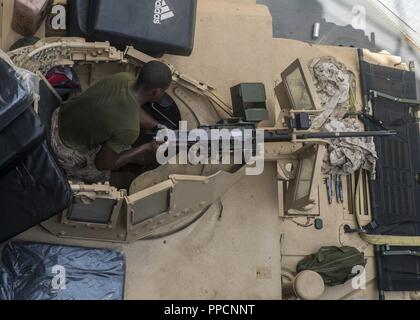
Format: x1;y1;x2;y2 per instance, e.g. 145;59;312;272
59;72;140;154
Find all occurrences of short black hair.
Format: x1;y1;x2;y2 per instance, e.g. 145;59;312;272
136;61;172;91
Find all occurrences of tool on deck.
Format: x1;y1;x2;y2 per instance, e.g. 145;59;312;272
324;176;333;205
336;175;343;204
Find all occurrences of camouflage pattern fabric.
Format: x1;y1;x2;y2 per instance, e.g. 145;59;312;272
51;109;110;183
309;56;354;130
309;57;377;176
322;118;377;175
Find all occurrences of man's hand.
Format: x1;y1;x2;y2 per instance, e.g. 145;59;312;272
95;141;162;171
146;140;164;153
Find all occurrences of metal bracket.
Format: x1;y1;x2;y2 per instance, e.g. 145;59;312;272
381;248;420;257
370;90;420;106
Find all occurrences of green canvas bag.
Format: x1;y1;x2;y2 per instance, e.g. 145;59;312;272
297;246;366;286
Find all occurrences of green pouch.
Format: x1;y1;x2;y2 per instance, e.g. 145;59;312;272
297;246;366;286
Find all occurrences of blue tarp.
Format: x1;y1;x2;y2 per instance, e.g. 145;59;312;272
0;242;125;300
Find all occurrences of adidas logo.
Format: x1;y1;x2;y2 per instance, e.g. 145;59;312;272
154;0;175;24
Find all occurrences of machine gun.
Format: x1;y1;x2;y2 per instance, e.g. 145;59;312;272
148;118;397;153
147;82;397;152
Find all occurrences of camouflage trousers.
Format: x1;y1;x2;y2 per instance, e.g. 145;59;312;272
51;109;110;183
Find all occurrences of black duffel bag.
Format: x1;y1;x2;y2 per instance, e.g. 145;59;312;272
0;143;72;242
0;58;45;170
0;55;72;242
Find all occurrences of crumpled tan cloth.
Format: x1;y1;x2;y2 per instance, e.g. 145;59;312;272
50;108;110;183
310;57;354;129
322;119;377;175
308;57;377;175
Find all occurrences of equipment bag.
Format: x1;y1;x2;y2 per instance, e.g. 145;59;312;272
0;58;45;171
297;246;366;286
0;58;33;133
0;108;45;172
0;53;72;243
46;66;81;99
0;143;72;242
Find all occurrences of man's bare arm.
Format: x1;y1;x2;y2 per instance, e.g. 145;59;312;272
139;107;159;130
95;141;159;171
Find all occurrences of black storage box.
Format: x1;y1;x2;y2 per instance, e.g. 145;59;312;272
0;58;45;171
230;83;268;122
0;143;72;242
66;0;91;38
67;0;197;56
0;108;45;171
0;57;72;243
0;59;34;134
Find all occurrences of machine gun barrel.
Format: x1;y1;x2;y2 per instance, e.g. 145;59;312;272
263;130;397;143
150;124;397;148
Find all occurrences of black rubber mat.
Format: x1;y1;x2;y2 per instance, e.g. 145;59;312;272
360;59;420;293
361;60;419;236
375;246;420;292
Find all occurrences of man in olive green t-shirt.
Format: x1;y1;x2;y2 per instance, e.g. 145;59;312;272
50;61;172;183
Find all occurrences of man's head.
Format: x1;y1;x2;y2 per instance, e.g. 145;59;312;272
135;61;172;102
